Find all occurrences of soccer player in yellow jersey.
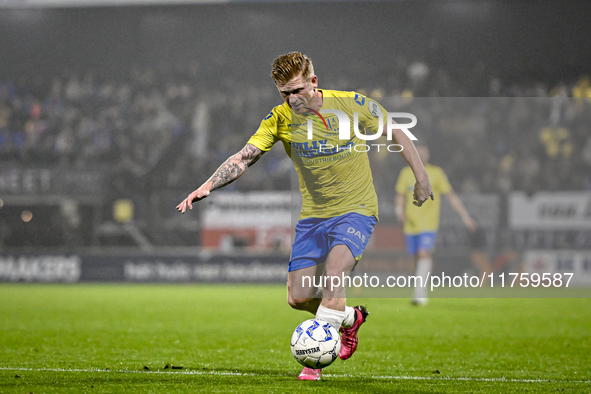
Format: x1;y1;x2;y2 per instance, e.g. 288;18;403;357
395;145;476;306
177;52;433;380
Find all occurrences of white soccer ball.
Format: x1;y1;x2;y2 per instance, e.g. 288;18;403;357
290;319;341;369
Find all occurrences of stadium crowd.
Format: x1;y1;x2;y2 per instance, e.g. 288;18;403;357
1;60;590;197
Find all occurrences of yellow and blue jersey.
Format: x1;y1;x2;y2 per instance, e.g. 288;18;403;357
248;89;387;221
395;163;452;235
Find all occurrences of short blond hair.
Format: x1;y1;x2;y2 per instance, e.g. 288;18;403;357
271;52;314;85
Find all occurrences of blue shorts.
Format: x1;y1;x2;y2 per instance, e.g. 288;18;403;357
289;213;378;272
405;232;437;255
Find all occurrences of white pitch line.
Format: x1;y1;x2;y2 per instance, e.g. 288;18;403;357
0;367;589;384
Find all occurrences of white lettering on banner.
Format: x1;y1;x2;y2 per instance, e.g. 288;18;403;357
509;192;591;229
202;192;291;229
123;261;286;282
0;169;51;194
124;262;192;281
0;256;81;282
522;250;591;286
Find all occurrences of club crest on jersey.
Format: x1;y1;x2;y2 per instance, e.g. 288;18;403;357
325;115;339;133
303;107;329;131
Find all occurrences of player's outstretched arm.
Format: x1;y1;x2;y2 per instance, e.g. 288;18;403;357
176;143;264;213
445;189;477;232
389;127;433;207
394;193;406;223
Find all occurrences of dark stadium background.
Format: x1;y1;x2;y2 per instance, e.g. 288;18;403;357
0;0;590;285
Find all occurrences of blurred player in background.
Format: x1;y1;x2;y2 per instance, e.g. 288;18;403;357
395;145;477;306
177;52;433;380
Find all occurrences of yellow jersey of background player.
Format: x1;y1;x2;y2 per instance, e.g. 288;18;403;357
395;162;451;235
395;145;476;306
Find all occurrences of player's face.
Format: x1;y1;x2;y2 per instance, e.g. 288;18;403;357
276;74;318;114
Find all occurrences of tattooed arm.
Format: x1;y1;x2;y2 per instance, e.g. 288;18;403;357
176;143;264;213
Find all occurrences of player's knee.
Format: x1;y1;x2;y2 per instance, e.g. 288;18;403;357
417;250;431;259
288;296;311;310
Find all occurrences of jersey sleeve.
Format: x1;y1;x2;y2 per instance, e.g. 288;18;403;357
353;93;389;136
395;167;412;194
247;110;280;152
435;167;452;194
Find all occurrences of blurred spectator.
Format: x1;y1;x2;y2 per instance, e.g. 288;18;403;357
1;60;589;196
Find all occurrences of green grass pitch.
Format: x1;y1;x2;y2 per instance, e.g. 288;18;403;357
0;284;589;393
